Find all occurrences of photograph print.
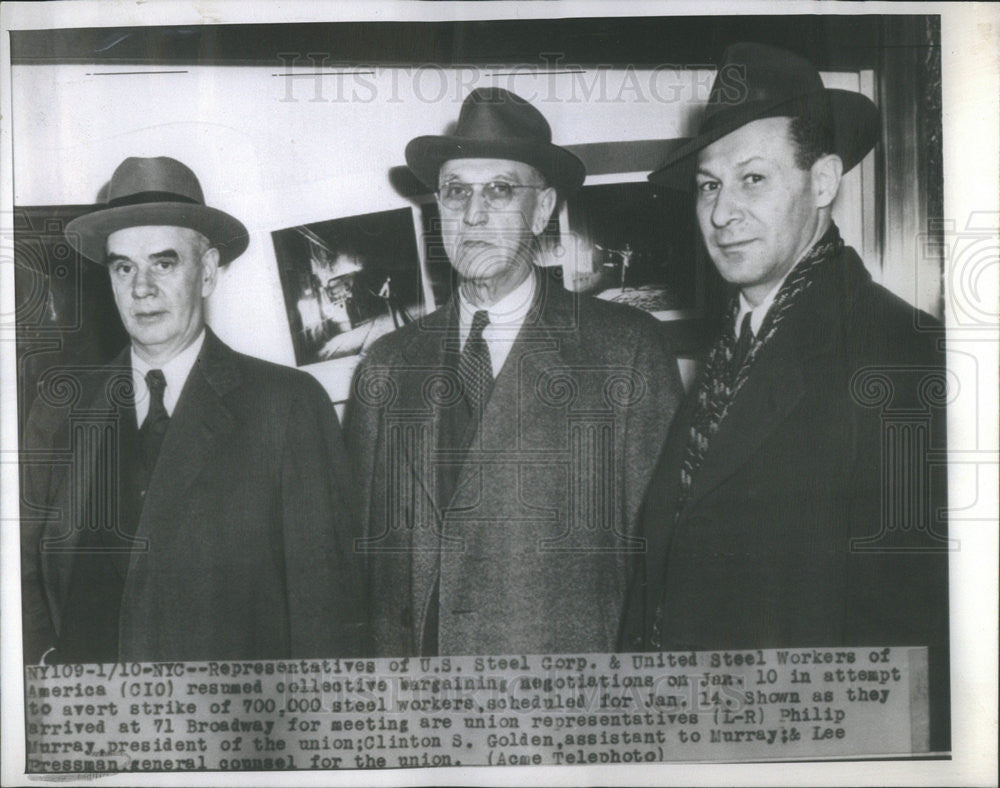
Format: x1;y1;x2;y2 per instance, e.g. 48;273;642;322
272;207;429;365
562;176;703;318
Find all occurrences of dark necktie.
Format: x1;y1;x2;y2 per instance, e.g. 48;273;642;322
458;310;493;415
140;369;169;471
732;311;754;378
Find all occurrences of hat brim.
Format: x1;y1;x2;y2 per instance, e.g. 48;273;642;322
64;203;249;266
405;136;586;196
648;88;880;191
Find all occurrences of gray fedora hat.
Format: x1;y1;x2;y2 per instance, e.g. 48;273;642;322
65;156;249;265
405;87;586;196
649;43;880;191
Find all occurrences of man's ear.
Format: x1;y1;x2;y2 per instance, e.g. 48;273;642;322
531;186;558;236
811;153;844;210
200;246;220;298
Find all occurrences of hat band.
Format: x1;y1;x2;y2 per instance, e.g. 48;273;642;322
107;191;202;208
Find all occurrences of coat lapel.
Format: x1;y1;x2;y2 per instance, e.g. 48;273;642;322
399;301;457;517
394;303;462;633
680;272;841;516
126;330;238;577
107;384;143;581
681;337;806;513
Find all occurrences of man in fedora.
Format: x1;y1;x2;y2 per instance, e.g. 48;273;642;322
21;156;364;663
623;44;949;747
345;88;682;656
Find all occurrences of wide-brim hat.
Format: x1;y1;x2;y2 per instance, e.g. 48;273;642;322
65;156;249;265
649;43;880;191
405;87;586;196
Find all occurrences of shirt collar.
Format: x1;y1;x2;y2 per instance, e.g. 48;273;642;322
131;330;206;415
458;269;537;339
737;221;835;336
736;274;786;337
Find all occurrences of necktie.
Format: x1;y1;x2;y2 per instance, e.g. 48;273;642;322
731;311;754;378
458;310;493;415
140;369;169;471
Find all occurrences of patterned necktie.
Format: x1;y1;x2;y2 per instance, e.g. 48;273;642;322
458;310;493;415
140;369;169;471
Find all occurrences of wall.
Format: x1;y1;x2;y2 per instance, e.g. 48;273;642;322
12;63;873;402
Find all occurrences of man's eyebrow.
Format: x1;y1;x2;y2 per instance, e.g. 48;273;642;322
736;156;767;168
105;253;130;265
149;249;180;260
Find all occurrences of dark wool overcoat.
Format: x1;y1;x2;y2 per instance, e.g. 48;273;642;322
621;245;950;750
21;329;365;663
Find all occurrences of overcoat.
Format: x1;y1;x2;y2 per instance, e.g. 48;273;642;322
21;329;365;663
344;272;683;656
621;244;950;748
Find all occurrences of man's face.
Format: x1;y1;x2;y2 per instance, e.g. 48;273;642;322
106;225;218;363
437;158;556;286
695;117;821;306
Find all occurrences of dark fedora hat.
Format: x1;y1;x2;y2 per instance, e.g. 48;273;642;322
405;87;586;196
65;156;250;265
649;43;880;190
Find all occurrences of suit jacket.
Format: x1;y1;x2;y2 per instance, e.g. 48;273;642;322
621;245;949;747
344;271;683;656
21;329;365;663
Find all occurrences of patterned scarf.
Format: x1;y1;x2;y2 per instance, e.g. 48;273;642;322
675;223;844;513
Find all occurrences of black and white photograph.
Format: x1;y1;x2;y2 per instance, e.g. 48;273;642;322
563;177;701;318
272;208;429;365
0;2;997;786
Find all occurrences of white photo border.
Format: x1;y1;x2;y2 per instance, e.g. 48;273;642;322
1;2;996;786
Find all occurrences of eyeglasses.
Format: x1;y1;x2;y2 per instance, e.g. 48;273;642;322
436;181;544;211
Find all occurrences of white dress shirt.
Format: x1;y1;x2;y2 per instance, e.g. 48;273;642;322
457;271;537;378
131;330;205;427
735;266;795;338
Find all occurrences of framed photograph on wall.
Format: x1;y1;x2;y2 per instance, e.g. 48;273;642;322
557;172;705;321
12;204;129;433
271;206;432;366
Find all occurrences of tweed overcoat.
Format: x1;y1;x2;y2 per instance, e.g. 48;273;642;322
21;329;365;663
344;272;683;656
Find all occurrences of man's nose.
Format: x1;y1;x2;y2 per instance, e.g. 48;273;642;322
132;268;157;297
463;187;489;226
711;183;744;228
